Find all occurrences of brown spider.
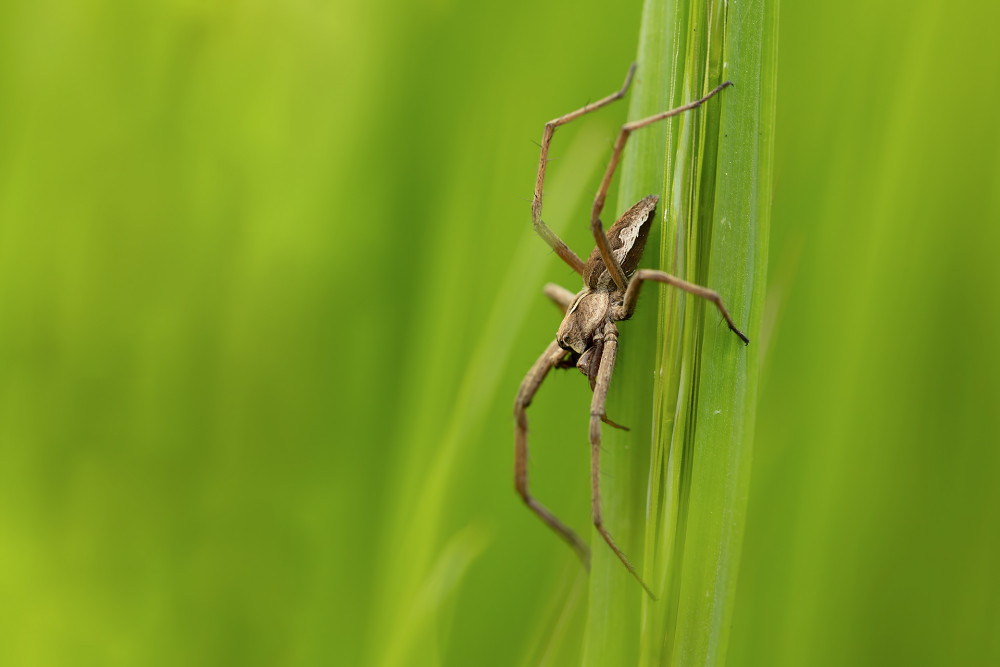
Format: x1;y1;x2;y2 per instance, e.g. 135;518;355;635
513;64;748;598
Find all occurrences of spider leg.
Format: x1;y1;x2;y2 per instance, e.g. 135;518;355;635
514;340;591;568
590;82;733;292
617;268;749;344
588;323;656;598
575;339;629;430
602;415;629;431
532;64;637;276
543;282;576;314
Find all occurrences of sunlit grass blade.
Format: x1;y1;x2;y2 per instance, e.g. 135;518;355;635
645;0;778;665
582;0;776;663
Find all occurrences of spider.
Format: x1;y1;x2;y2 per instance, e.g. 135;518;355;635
513;64;749;597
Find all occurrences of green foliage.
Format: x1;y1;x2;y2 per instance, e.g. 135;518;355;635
729;2;1000;665
580;0;777;664
1;0;997;665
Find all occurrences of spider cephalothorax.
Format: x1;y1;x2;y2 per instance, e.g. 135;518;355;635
514;64;748;598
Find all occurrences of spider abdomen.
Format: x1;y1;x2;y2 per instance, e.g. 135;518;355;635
583;195;658;290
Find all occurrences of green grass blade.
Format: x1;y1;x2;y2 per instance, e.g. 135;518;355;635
645;0;778;664
583;0;777;663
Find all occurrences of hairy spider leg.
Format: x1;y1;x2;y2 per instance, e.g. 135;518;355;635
588;322;657;598
590;81;734;291
514;340;591;569
531;64;637;275
617;269;750;344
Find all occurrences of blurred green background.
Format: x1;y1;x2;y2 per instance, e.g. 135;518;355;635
1;0;998;665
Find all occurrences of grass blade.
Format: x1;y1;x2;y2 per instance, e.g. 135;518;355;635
584;0;777;663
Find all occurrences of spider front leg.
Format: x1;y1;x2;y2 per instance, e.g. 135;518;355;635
588;323;656;598
589;81;734;291
617;269;749;344
531;64;637;275
514;340;591;568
